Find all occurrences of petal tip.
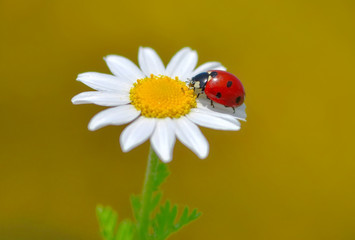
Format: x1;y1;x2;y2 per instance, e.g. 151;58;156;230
161;157;172;163
119;137;134;153
199;151;209;159
88;121;99;131
71;96;78;104
88;126;96;131
197;154;208;160
76;73;85;81
121;145;131;152
104;54;117;61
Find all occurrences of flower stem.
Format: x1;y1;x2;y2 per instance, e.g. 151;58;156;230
137;146;159;240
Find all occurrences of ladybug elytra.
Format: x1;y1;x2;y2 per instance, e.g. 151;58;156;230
189;70;245;112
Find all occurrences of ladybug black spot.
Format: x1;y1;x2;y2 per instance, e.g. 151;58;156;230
227;81;232;88
210;71;218;78
216;92;222;98
236;96;241;104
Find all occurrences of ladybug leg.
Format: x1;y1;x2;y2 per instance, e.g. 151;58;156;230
205;96;214;108
224;105;235;113
196;93;200;98
210;100;215;108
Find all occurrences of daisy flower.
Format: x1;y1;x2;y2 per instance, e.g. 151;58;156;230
72;47;246;162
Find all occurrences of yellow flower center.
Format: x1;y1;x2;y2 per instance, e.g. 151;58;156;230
130;74;196;118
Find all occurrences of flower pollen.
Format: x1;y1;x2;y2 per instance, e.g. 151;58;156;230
130;75;196;118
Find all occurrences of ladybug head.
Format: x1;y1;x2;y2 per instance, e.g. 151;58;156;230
190;72;210;91
188;78;196;88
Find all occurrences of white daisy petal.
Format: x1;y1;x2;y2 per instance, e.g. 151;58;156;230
194;103;242;121
174;117;209;159
186;110;240;131
234;103;247;120
104;55;145;83
165;47;198;79
71;91;130;106
88;105;140;131
77;72;131;92
138;47;165;77
150;118;176;162
190;61;227;77
165;47;190;76
120;117;156;152
197;98;247;121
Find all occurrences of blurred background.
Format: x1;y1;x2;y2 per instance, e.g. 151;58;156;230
1;0;355;239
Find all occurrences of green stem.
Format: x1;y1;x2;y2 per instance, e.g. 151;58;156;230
137;146;159;240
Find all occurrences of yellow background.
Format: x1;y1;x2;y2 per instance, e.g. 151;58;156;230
1;0;355;239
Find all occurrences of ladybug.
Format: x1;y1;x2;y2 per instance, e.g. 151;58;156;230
189;70;245;112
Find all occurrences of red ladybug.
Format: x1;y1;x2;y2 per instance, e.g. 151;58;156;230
189;70;245;112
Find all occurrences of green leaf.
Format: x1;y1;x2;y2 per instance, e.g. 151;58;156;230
116;220;134;240
175;207;201;230
96;205;135;240
150;192;162;212
152;201;201;240
130;195;141;221
96;205;118;240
